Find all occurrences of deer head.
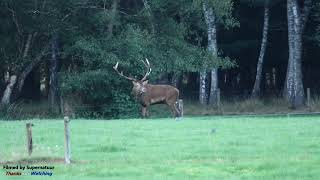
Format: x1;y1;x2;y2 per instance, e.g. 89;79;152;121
113;58;152;96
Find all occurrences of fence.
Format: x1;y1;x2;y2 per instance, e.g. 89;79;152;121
0;100;187;166
0;117;72;165
1;96;320;170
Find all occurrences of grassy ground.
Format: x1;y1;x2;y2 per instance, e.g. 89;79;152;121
1;116;320;179
4;97;320;119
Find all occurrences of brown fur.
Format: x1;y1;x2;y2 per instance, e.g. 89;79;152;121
113;59;180;118
132;81;180;118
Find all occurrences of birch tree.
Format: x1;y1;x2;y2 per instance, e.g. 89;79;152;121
285;0;312;108
0;1;49;108
251;1;270;98
49;33;59;113
200;0;237;105
107;0;118;39
142;0;155;35
202;1;218;105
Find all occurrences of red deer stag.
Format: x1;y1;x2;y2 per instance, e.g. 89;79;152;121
113;59;181;118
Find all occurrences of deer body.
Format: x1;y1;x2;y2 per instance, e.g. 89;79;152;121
133;83;180;117
113;59;181;118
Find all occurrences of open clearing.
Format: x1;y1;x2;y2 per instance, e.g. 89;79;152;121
1;116;320;179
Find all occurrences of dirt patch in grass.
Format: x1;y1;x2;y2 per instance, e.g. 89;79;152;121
88;145;127;153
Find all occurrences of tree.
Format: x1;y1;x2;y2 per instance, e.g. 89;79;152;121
107;0;119;39
251;1;270;98
285;0;312;108
202;0;218;105
49;33;59;113
0;0;237;118
239;0;282;98
0;0;74;109
200;0;237;105
58;0;229;117
142;0;155;35
0;0;49;107
314;2;320;45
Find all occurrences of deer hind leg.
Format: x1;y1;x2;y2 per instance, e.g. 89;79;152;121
174;101;181;117
168;102;180;118
141;106;147;118
146;106;149;117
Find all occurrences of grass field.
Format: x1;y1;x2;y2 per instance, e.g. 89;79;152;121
1;116;320;179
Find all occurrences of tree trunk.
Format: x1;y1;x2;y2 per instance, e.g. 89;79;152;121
209;69;218;105
171;72;181;88
1;75;17;106
284;0;311;108
203;1;218;106
142;0;155;35
107;0;118;39
49;33;59;113
16;45;49;94
1;33;33;105
199;71;207;104
285;0;296;106
301;0;312;32
251;4;270;98
23;34;33;58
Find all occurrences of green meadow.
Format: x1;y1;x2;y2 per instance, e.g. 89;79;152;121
1;116;320;179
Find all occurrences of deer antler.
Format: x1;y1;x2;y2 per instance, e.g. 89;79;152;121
113;59;151;82
113;62;137;81
141;58;152;82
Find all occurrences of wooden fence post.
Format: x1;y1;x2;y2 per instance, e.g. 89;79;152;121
64;116;71;164
26;123;33;156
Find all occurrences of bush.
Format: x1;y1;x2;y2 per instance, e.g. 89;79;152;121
102;91;140;119
59;71;140;119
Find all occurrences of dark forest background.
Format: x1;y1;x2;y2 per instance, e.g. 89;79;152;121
0;0;320;119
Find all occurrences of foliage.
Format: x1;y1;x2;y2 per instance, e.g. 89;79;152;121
59;70;139;118
53;0;238;118
0;0;228;118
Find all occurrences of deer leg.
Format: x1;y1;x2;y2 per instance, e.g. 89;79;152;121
174;103;180;117
174;101;181;117
168;103;179;118
141;105;150;118
141;106;147;118
146;106;150;117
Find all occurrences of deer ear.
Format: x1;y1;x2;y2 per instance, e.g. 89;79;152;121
132;81;137;85
142;80;148;85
